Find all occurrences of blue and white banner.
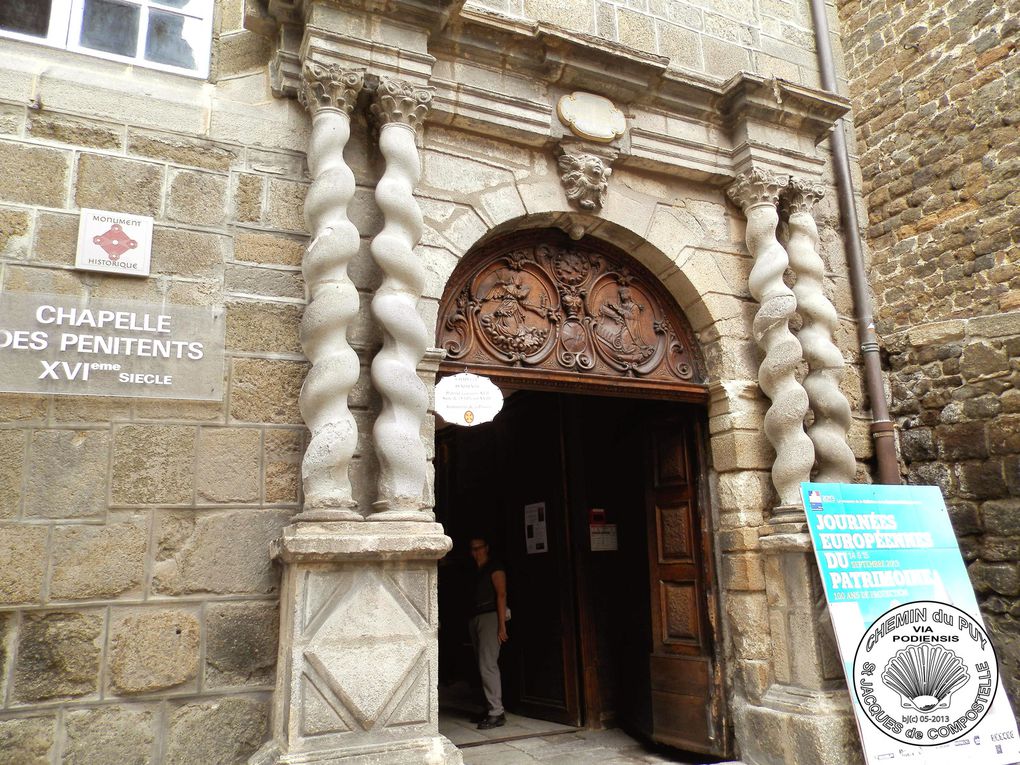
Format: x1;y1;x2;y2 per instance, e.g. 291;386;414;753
802;482;1019;765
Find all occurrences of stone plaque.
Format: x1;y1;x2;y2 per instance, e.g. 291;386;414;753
0;293;224;400
556;92;626;143
76;209;154;277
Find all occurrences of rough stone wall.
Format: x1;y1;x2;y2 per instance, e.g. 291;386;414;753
837;0;1020;701
0;5;309;762
465;0;844;87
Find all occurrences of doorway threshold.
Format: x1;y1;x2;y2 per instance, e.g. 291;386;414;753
439;708;580;749
456;724;582;749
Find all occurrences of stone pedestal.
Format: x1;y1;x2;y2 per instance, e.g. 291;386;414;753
740;512;863;765
250;523;461;765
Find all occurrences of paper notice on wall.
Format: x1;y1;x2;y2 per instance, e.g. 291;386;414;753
802;483;1020;765
590;523;618;551
524;502;547;555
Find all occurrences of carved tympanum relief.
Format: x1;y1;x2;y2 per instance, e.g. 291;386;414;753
439;236;704;389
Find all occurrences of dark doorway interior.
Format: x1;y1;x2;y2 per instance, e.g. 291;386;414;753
436;390;708;739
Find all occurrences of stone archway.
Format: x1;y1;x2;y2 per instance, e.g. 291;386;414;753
432;227;733;756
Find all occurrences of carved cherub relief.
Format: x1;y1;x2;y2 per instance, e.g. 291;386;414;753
557;152;612;211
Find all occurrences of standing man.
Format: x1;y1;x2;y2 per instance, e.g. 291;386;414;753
469;536;508;729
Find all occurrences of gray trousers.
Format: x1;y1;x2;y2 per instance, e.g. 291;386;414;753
469;612;503;716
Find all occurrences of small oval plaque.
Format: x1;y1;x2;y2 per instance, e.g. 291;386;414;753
557;92;626;143
435;372;504;427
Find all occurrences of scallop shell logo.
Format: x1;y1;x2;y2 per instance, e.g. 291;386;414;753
881;644;970;712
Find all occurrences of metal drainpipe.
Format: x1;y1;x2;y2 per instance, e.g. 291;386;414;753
808;0;902;484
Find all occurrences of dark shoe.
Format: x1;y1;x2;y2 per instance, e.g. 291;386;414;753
469;710;489;724
477;713;506;730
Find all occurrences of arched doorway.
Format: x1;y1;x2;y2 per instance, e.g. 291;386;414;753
433;228;728;758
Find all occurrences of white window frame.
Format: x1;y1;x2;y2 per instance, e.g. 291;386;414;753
0;0;74;47
0;0;213;79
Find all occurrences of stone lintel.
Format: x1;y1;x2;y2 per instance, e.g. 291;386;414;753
266;0;460;33
721;74;850;146
271;522;452;563
623;129;732;185
268;4;438;96
264;4;848;184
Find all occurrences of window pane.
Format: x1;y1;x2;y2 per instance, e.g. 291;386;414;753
144;9;198;69
80;0;139;57
0;0;52;37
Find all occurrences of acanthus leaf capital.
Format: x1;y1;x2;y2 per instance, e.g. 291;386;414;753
370;77;434;130
727;167;788;211
781;176;826;216
299;62;365;116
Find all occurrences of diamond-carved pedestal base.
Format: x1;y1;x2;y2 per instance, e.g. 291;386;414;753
251;522;461;765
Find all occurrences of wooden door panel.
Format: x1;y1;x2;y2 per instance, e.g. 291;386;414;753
650;654;711;696
651;689;712;749
659;580;701;646
645;417;726;756
654;428;690;487
656;500;695;563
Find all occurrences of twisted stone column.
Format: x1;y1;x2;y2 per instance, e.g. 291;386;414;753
782;179;856;484
296;62;364;521
369;78;434;520
727;168;814;507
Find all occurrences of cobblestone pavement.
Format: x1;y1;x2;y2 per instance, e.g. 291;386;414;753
460;727;723;764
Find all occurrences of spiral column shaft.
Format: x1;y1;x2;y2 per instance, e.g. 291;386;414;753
368;78;434;520
727;168;815;507
295;64;365;521
782;179;856;484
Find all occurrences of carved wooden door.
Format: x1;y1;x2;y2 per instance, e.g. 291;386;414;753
644;417;726;755
437;230;706;401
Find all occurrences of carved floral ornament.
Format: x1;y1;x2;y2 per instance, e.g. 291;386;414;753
438;235;706;391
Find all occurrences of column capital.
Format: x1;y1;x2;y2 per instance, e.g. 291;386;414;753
370;77;434;131
781;177;826;216
727;167;787;211
298;62;364;116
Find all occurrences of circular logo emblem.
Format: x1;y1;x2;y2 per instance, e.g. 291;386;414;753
853;601;998;746
463;410;474;424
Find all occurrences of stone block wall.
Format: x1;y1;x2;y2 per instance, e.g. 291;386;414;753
0;0;885;762
465;0;845;88
838;0;1019;702
0;6;311;762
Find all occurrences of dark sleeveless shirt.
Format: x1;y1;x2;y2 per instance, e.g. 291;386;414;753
473;559;505;615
